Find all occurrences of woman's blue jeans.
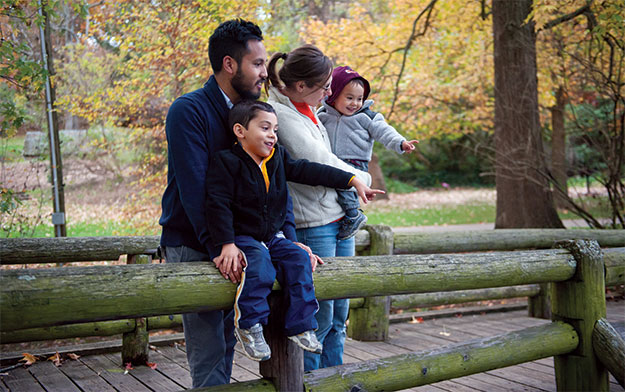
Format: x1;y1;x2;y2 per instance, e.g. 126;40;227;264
297;221;355;371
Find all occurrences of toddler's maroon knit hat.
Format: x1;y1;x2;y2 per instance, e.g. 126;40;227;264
326;66;371;106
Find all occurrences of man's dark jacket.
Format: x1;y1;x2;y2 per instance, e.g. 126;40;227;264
159;76;297;255
206;143;354;247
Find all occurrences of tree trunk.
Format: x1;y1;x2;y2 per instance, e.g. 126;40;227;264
551;86;569;208
368;153;389;200
492;0;564;228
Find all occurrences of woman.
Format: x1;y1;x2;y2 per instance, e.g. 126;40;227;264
266;44;373;371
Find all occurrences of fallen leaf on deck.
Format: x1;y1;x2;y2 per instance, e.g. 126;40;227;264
47;352;62;366
125;362;134;370
68;353;81;360
409;316;424;324
147;362;157;370
20;353;38;366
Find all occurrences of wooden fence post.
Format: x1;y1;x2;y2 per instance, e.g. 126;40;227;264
551;240;608;391
121;254;151;365
260;293;303;391
528;283;551;319
348;225;393;341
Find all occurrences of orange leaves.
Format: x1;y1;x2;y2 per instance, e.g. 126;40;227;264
18;352;81;368
20;353;38;366
48;352;62;367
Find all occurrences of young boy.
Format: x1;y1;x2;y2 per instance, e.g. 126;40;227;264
318;66;419;240
205;100;382;362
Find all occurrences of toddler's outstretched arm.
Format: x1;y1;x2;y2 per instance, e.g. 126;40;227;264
401;139;419;153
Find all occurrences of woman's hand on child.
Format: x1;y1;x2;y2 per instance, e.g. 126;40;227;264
349;177;385;205
401;139;419;153
294;241;324;272
213;243;245;283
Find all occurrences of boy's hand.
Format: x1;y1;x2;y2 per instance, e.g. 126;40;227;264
401;139;419;153
349;177;385;205
294;241;324;272
213;243;244;283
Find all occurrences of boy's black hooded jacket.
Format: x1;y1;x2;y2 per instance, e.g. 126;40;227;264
206;143;354;247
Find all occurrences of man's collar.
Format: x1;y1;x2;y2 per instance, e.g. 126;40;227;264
218;86;233;109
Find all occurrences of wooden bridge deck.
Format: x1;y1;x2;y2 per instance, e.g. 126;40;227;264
2;300;623;392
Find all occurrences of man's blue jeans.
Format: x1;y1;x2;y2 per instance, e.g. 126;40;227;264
165;245;236;388
296;221;355;371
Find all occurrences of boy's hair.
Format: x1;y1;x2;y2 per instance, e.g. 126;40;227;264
229;100;276;131
209;19;263;73
266;44;333;91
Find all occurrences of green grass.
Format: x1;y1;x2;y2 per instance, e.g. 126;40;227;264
365;203;496;227
2;220;151;238
0;135;25;161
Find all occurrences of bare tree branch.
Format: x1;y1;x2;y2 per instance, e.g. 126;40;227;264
540;2;592;31
388;0;438;120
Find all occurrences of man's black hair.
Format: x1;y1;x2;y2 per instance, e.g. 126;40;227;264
229;100;275;131
209;19;263;73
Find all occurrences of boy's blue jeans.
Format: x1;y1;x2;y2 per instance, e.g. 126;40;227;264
233;234;318;336
296;221;355;371
165;245;236;388
336;159;369;211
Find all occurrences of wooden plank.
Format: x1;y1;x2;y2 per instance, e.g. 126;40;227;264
147;350;192;389
28;361;81;392
486;366;556;391
104;353;183;392
456;372;547;391
0;367;46;392
58;359;117;392
152;345;189;370
232;346;261;378
79;354;152;392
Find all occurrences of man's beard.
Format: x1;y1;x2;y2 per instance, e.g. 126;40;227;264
232;69;264;100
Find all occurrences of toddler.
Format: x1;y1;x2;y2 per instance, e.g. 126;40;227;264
318;66;418;240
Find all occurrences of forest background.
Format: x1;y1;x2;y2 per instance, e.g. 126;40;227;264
1;0;623;238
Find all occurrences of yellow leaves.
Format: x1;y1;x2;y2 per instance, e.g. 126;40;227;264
48;352;62;367
17;351;80;368
20;353;38;366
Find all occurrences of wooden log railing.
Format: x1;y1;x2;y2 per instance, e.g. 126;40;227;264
1;237;623;391
1;230;623;345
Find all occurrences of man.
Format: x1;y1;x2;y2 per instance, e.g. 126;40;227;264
159;19;303;387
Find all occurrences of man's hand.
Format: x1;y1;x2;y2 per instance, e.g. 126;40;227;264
294;241;324;272
212;243;245;283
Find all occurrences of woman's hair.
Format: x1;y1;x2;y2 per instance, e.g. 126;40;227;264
229;100;276;131
266;44;333;91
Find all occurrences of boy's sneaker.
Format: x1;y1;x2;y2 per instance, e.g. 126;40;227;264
338;210;368;240
288;330;323;354
235;323;271;361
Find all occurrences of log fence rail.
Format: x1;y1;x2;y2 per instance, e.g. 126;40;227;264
1;228;624;391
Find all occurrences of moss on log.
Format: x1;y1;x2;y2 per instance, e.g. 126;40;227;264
0;320;135;343
304;322;578;392
552;240;608;391
0;236;160;264
390;285;540;309
593;318;625;388
393;229;625;254
1;249;577;331
604;248;625;287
